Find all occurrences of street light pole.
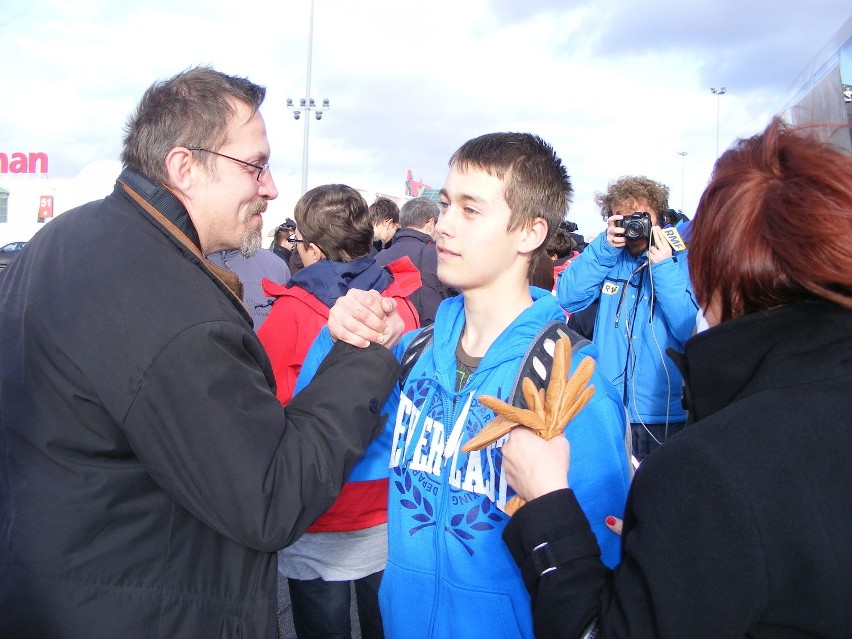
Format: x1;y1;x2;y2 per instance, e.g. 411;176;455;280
710;87;726;158
677;151;687;213
285;0;331;195
301;0;315;195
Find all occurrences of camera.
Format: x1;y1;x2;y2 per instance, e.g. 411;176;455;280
616;212;652;240
558;220;579;233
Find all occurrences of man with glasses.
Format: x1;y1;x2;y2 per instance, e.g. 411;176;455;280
0;66;404;639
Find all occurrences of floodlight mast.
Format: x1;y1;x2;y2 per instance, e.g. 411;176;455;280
286;0;331;194
710;87;727;158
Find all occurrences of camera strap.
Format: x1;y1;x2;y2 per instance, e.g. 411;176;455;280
614;262;647;328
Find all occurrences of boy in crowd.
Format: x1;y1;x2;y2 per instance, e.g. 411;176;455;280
369;197;400;253
302;132;631;638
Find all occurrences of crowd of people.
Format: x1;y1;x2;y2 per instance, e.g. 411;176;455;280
0;65;849;639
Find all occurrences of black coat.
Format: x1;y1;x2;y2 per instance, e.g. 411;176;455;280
503;301;852;638
375;228;456;325
272;242;292;264
0;170;400;639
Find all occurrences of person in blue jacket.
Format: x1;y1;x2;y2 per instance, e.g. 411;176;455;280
558;176;698;461
302;132;631;638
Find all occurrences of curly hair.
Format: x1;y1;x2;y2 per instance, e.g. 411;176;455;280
595;176;669;221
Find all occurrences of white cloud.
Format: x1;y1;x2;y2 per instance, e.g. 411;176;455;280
1;0;849;235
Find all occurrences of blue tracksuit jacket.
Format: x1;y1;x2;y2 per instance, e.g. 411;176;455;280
558;233;698;424
300;289;630;638
378;289;629;638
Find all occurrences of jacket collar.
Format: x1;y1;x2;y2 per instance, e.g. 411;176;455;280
391;228;434;245
116;168;249;322
117;168;201;248
432;288;566;382
674;301;852;422
288;256;392;309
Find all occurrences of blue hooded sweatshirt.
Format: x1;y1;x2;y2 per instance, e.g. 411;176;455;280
301;289;630;638
314;287;630;639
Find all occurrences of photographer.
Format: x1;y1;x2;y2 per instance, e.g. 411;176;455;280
557;176;697;461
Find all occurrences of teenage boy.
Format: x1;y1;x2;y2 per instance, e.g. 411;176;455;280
300;132;631;638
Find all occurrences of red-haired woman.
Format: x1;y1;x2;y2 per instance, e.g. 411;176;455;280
498;118;852;638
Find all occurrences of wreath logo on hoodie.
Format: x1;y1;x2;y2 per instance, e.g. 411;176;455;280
392;466;506;556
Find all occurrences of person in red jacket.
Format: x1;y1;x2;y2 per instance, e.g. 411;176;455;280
257;184;420;639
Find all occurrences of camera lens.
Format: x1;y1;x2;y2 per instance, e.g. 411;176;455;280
624;221;642;239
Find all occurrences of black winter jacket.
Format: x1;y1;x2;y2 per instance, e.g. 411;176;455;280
503;301;852;638
0;169;400;639
375;228;456;325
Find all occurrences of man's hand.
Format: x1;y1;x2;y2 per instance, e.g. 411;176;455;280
647;226;673;264
328;289;406;349
501;427;570;502
606;214;626;249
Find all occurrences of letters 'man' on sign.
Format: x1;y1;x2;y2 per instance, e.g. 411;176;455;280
0;152;49;174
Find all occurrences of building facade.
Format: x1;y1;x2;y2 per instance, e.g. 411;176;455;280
775;15;852;151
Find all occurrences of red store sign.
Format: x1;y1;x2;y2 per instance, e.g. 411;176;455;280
38;195;54;219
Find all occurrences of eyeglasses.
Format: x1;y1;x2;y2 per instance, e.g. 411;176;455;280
188;147;270;182
288;237;306;246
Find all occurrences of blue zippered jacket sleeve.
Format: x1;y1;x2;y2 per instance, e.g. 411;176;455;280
648;252;698;343
295;328;412;482
294;328;410;396
565;341;632;568
557;232;619;312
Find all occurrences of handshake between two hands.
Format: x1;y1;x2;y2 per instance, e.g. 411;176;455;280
327;289;407;349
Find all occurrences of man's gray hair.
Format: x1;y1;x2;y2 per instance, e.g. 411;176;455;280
122;66;266;185
400;197;440;229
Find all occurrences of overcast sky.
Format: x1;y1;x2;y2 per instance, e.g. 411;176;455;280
2;0;849;235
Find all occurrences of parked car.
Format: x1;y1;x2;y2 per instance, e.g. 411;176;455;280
0;241;27;270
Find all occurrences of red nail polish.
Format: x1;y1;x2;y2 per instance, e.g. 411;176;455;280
605;516;617;527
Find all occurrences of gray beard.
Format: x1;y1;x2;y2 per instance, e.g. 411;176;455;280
239;226;262;258
239;201;267;258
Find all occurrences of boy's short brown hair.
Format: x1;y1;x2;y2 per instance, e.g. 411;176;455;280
449;133;572;272
294;185;373;262
368;197;400;226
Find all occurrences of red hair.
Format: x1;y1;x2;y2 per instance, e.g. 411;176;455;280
689;118;852;323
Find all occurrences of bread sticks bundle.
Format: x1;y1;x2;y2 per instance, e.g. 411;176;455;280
461;336;595;515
